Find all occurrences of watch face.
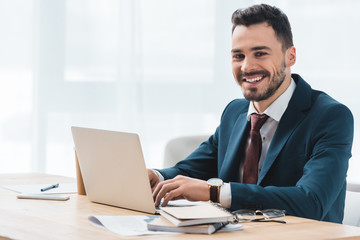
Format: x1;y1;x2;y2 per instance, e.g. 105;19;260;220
208;178;223;187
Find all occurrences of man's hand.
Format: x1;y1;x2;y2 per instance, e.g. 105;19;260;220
152;175;210;207
147;169;160;192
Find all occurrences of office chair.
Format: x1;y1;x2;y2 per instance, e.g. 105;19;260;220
163;135;210;168
343;182;360;227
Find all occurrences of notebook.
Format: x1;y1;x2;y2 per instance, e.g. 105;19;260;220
147;216;227;234
71;126;157;214
160;202;235;226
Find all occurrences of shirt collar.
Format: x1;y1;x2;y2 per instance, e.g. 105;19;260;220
247;78;296;122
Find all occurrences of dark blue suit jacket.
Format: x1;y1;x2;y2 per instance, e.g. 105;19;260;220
158;74;354;223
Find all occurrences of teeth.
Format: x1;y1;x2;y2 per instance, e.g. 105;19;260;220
244;76;263;83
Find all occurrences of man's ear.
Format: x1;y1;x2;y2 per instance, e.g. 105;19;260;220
286;46;296;67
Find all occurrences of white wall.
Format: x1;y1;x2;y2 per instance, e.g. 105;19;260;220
0;0;359;183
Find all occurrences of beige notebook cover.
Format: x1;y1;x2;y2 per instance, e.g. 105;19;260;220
160;203;234;226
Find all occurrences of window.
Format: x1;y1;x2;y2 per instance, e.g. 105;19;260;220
0;0;359;184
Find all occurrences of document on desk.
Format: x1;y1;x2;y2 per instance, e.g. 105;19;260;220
1;183;77;194
89;215;243;236
89;215;176;236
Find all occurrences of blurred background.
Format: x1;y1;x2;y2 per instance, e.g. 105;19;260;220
0;0;359;183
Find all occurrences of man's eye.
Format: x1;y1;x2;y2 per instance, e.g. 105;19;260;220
255;52;267;57
233;54;245;60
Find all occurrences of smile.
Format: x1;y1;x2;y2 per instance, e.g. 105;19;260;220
243;75;265;83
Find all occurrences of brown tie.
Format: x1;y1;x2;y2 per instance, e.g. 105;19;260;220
243;113;269;184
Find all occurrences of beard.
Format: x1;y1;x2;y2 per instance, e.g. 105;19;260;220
239;61;287;102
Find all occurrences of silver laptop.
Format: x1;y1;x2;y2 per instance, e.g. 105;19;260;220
71;126;157;214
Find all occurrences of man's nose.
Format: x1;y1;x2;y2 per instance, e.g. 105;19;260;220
241;57;256;73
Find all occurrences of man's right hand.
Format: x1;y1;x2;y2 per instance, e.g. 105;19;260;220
147;169;160;192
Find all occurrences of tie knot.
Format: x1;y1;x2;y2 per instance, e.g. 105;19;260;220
250;113;269;131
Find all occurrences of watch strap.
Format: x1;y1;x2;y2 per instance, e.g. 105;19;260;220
209;185;220;203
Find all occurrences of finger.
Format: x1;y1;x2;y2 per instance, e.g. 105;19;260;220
152;181;164;200
150;178;159;191
162;189;184;207
152;177;176;199
147;169;159;189
154;182;179;206
151;183;158;192
154;182;177;206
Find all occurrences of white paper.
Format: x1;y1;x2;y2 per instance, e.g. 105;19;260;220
166;199;206;207
218;223;243;232
89;215;176;236
1;183;77;194
89;215;243;236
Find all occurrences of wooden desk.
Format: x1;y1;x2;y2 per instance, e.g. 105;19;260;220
1;173;360;240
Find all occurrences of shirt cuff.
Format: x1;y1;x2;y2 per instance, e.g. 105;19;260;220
219;183;231;208
153;170;164;182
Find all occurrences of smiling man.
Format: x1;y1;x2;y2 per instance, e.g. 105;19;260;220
148;4;354;223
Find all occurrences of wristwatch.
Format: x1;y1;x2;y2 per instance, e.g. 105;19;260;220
207;178;223;203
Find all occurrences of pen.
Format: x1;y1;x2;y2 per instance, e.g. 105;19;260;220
40;183;59;192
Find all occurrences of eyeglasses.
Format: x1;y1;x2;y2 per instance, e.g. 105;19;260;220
232;209;286;224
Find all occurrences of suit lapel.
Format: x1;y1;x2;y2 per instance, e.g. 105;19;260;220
258;75;312;184
257;105;306;184
219;112;250;182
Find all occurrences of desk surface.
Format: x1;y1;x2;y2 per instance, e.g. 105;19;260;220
1;173;360;240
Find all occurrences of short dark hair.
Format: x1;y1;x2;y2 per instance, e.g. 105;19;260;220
231;4;293;51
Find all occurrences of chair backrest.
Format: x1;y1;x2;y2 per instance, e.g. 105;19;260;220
343;182;360;227
163;135;210;168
